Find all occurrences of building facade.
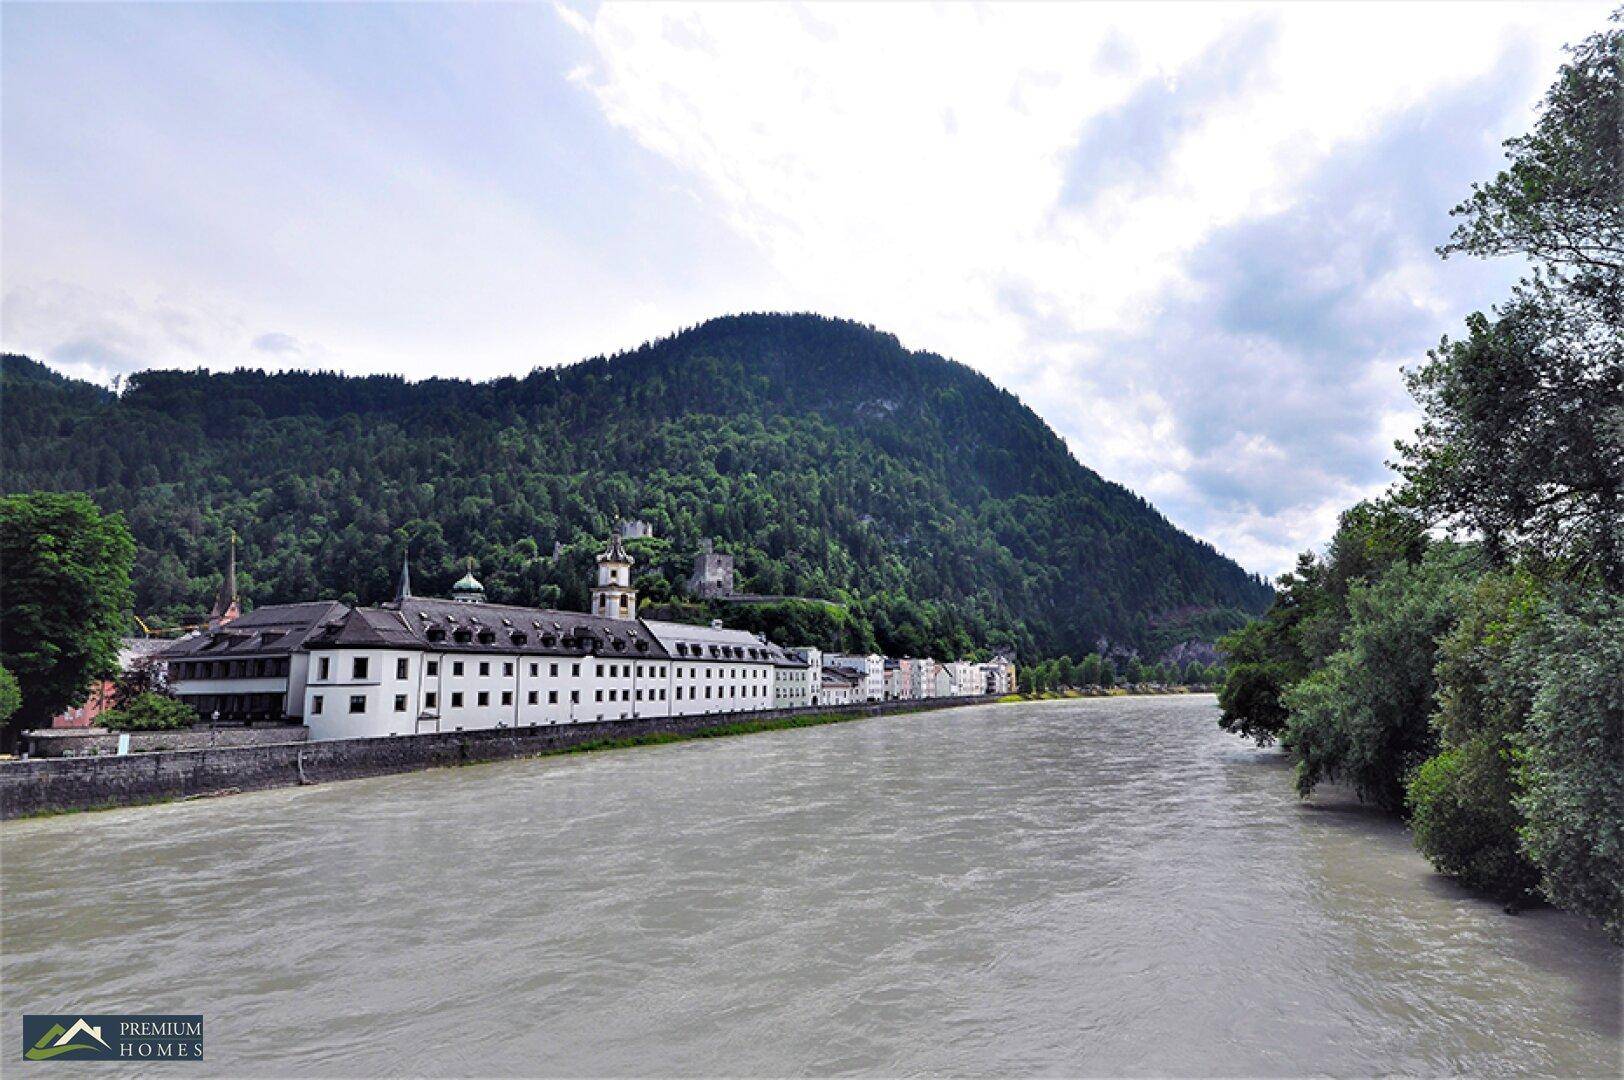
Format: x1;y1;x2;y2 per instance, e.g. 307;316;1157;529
164;534;1011;741
825;653;885;702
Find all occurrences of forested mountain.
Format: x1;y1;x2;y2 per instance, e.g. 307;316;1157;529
2;314;1270;660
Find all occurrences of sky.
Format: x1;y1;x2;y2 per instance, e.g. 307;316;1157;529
1;2;1609;576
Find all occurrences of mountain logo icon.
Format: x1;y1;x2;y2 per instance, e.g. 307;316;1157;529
25;1018;110;1060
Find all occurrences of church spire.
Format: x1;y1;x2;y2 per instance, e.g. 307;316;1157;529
394;549;413;604
209;531;241;628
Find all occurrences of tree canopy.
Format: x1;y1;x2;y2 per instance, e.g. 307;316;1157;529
0;492;135;749
2;314;1271;664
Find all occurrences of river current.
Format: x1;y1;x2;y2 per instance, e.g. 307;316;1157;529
2;696;1618;1076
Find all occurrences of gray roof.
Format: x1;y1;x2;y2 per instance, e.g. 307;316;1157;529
304;598;672;660
642;618;793;665
161;601;348;660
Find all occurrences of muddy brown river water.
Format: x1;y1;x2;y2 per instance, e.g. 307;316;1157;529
2;695;1618;1076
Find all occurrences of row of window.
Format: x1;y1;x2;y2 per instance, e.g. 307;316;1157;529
312;679;776;717
172;658;291;680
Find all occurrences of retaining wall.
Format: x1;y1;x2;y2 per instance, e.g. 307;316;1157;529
0;697;989;819
24;725;310;758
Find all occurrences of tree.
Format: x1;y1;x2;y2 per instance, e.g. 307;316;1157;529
1513;594;1624;941
1440;18;1622;312
0;493;135;750
1282;547;1474;811
0;663;19;725
99;692;194;732
1407;571;1543;897
1408;740;1541;902
1403;19;1623;587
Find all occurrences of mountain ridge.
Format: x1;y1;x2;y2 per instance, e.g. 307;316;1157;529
2;313;1270;660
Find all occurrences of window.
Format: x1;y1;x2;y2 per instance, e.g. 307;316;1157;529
608;690;617;702
394;694;407;712
479;662;490;677
504;662;513;677
453;661;464;677
477;691;490;707
425;692;437;709
548;691;558;704
349;695;365;713
571;663;580;677
549;663;558;677
451;692;463;707
396;658;409;680
528;691;538;705
311;695;324;715
595;690;604;702
318;657;331;680
353;657;369;679
570;691;579;704
427;660;439;677
532;663;540;678
636;689;643;701
501;690;513;706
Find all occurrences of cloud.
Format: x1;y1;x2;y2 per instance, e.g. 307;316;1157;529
252;332;305;356
558;3;1603;573
1062;18;1278;206
3;1;1610;575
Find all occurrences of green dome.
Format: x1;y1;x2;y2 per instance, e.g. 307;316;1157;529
453;570;484;593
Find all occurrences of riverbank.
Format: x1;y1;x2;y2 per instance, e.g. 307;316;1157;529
0;695;989;819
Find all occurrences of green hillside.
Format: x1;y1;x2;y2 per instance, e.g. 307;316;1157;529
1;314;1270;660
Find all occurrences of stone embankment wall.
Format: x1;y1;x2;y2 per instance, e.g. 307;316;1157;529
0;697;987;819
25;725;310;758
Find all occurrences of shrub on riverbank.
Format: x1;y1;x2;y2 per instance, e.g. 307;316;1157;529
1513;600;1624;940
1408;740;1540;901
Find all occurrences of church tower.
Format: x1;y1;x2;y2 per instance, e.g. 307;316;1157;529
592;532;637;620
208;531;242;630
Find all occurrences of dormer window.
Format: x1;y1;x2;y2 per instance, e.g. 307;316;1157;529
541;634;556;647
426;626;446;642
510;632;527;646
453;629;472;643
477;630;496;645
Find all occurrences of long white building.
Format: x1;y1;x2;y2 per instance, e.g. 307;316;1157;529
165;536;1013;740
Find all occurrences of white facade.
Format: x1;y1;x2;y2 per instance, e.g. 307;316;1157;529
910;657;936;699
165;540;1019;743
302;648;684;740
820;669;861;706
985;655;1016;695
827;653;884;702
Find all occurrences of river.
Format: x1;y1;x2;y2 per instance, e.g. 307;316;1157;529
2;696;1618;1076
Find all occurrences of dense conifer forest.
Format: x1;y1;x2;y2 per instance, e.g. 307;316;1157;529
2;314;1270;661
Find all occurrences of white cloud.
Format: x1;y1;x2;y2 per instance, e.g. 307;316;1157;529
3;2;1609;576
559;1;1606;573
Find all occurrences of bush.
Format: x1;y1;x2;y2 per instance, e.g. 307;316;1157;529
100;693;195;732
1408;739;1540;900
1514;598;1624;941
1281;548;1472;810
